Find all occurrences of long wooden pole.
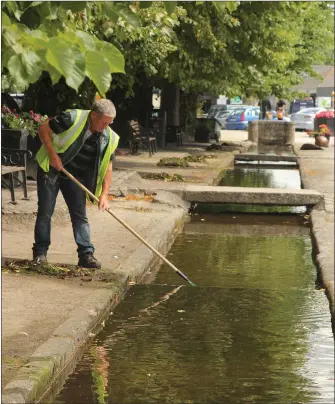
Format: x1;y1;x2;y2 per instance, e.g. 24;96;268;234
61;168;196;286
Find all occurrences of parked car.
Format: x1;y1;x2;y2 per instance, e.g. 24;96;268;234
214;109;232;129
225;106;260;130
290;108;327;131
289;97;315;115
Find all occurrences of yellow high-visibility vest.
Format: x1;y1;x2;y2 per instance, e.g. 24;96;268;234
36;109;119;198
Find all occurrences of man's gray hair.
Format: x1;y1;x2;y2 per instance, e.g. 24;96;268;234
91;99;116;118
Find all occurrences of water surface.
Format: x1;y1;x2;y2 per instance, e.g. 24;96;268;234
54;215;334;404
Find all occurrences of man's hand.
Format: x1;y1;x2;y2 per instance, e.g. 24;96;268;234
49;153;63;171
99;193;109;211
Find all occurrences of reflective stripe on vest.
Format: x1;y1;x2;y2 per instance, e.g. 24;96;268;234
94;128;120;199
52;109;90;152
36;109;90;172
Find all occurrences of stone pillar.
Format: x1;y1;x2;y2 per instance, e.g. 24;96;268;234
257;121;295;145
249;121;295;145
248;121;259;143
283;122;295;145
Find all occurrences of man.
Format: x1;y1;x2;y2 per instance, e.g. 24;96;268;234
276;100;286;120
32;99;119;269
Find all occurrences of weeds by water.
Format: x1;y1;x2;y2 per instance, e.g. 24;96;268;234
157;157;190;167
157;155;217;167
142;172;186;182
2;259;94;278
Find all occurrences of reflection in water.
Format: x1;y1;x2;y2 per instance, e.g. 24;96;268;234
219;167;301;189
55;216;333;404
196;166;305;214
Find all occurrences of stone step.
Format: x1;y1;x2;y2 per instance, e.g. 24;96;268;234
141;184;323;206
234;154;298;163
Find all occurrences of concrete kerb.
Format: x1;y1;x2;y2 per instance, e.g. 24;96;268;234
2;207;189;404
310;210;335;318
295;152;335;330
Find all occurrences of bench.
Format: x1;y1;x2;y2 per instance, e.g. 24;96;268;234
129;120;157;156
1;148;31;204
165;125;184;147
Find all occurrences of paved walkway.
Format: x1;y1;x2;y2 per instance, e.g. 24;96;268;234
294;133;334;324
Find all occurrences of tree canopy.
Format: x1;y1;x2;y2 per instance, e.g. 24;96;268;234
2;1;333;101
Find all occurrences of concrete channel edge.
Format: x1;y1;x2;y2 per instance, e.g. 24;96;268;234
1;208;189;404
296;154;335;332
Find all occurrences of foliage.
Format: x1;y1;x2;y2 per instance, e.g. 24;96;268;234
1;1;194;96
225;1;334;99
100;2;185;101
1;1;126;95
2;259;93;277
1;105;48;136
307;124;332;138
156;154;217;168
184;154;217;163
141;172;186;182
160;1;334;100
157;157;190;167
1;1;333;113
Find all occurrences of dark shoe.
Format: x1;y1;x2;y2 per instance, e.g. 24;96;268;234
32;254;47;265
78;253;101;269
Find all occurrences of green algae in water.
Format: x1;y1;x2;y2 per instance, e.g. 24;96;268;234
54;216;333;404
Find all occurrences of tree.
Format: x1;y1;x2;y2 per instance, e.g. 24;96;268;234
1;1;128;95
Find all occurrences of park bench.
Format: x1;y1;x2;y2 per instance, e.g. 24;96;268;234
165;125;184;147
1;148;31;204
129;120;157;156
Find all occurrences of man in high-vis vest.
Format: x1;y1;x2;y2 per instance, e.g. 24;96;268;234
32;99;119;269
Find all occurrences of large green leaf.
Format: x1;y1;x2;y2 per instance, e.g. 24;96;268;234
46;37;86;90
2;11;11;26
2;48;14;71
45;37;74;76
76;31;96;51
85;51;111;95
225;1;239;13
94;41;125;73
48;65;62;85
101;3;119;24
65;46;86;90
7;54;37;87
21;49;43;82
164;2;177;15
4;1;22;20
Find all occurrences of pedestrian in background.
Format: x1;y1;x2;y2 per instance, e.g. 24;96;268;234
276;100;286;120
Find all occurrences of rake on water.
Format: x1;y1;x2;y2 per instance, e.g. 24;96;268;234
61;168;196;287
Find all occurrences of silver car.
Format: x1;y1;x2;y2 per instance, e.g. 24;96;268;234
290;108;327;131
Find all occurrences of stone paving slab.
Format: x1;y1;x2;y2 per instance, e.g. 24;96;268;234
140;183;323;206
293;132;334;331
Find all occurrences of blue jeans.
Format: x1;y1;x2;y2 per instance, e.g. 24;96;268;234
33;167;94;258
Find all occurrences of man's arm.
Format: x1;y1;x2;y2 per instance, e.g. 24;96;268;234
38;122;63;171
99;161;113;210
